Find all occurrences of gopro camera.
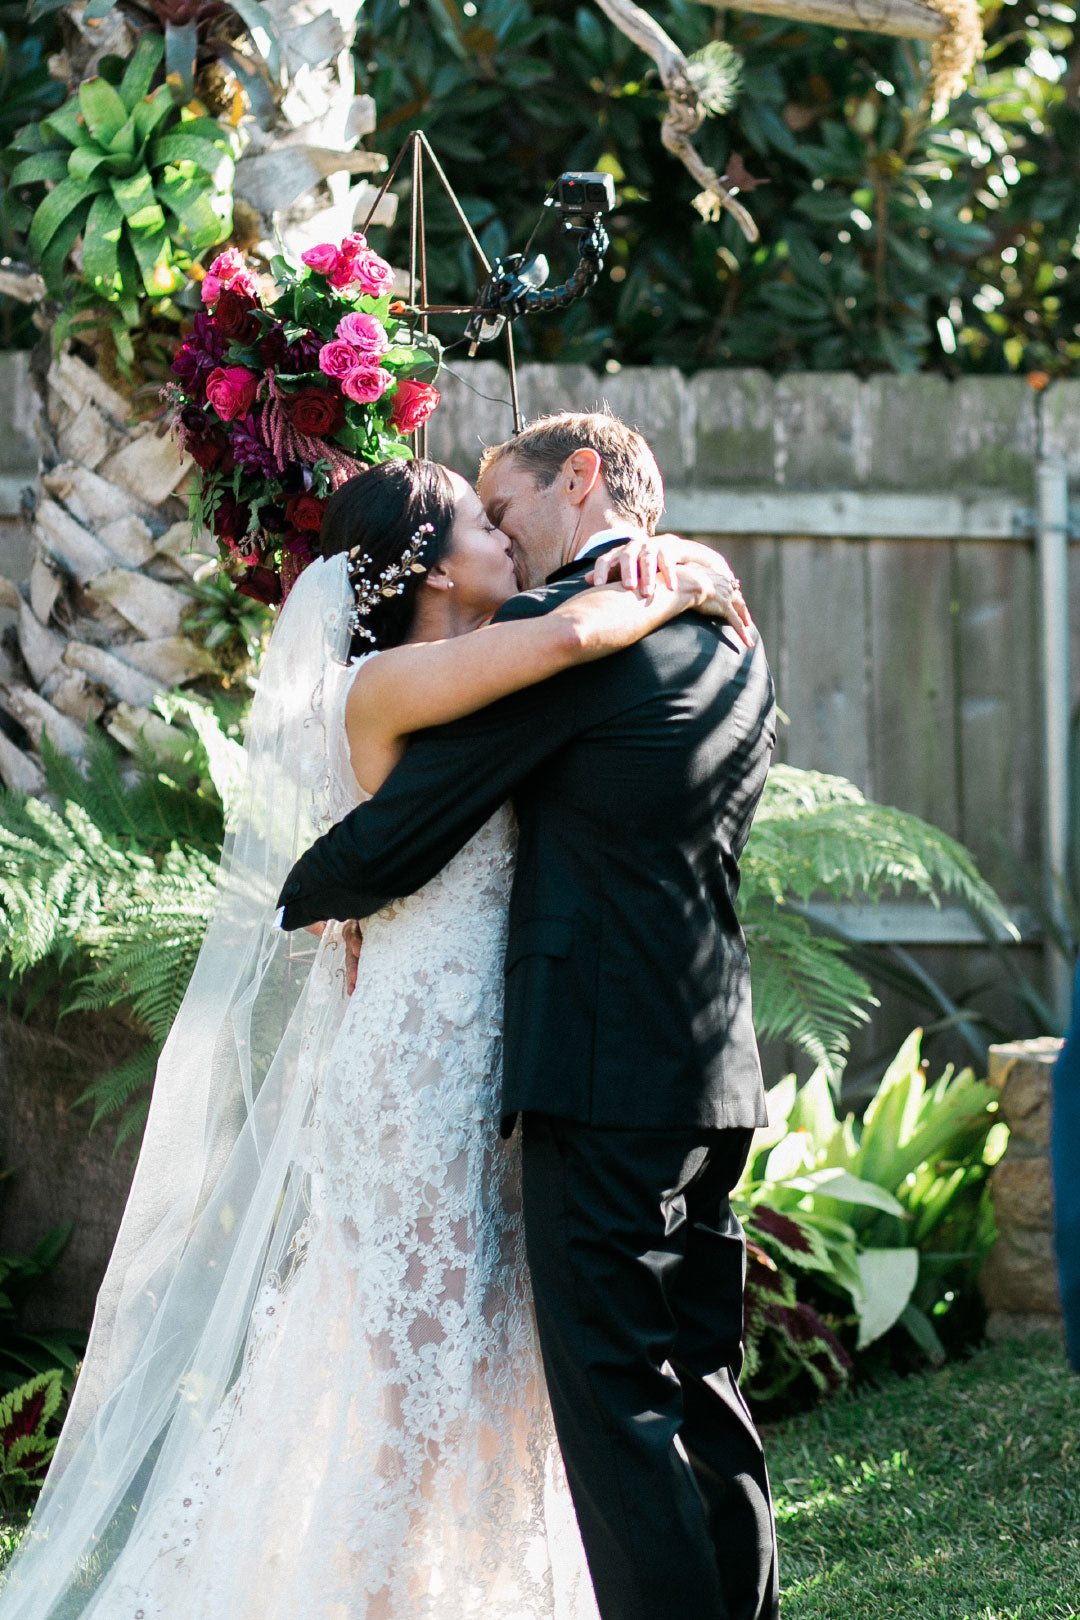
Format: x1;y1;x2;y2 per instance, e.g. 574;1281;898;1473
553;172;616;219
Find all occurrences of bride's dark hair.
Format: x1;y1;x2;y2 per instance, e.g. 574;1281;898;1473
317;460;457;653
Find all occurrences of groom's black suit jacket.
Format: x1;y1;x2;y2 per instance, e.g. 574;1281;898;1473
277;551;777;1133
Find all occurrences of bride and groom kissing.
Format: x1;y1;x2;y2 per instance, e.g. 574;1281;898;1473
1;410;779;1620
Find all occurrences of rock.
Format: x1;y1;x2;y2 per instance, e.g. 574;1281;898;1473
988;1036;1061;1150
989;1157;1055;1231
979;1037;1064;1336
980;1227;1062;1315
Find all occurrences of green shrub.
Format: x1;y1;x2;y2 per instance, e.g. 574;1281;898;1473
736;1027;1004;1409
359;0;1077;377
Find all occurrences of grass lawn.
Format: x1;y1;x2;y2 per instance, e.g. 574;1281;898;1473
767;1333;1079;1619
1;1334;1075;1615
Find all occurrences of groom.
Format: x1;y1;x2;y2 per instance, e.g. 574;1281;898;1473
278;410;779;1620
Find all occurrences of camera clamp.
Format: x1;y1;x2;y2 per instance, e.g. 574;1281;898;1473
464;172;615;350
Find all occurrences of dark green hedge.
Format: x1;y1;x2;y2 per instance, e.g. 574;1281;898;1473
357;0;1079;375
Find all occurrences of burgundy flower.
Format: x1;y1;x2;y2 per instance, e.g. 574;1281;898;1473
282;386;344;438
236;565;282;605
191;311;226;359
214;287;262;345
186;432;231;473
260;325;324;374
230;414;278;475
284;491;327;532
213;494;254;543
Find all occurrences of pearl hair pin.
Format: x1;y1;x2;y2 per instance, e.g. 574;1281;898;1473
347;521;436;644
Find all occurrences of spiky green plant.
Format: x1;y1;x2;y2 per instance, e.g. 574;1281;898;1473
739;765;1015;1079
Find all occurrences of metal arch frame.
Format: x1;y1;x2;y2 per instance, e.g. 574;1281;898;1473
356;129;525;451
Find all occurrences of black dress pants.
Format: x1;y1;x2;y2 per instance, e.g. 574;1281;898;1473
520;1114;780;1620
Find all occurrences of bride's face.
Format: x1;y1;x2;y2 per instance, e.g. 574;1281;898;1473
438;473;520;615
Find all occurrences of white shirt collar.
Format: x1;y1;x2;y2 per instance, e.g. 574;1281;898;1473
573;525;645;563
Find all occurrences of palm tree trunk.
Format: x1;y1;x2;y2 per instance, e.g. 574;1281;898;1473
0;0;374;791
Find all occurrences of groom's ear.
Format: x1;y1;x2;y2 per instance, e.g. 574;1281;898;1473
562;449;603;507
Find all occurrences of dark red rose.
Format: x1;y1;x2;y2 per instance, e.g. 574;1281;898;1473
283;386;345;437
214;287;262;345
213;494;253;543
187;435;230;473
284;492;327;532
390;378;441;435
236;565;282;605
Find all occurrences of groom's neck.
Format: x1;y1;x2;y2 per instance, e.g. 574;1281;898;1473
558;503;638;571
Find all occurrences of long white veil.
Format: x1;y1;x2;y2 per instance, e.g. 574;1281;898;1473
0;552;357;1618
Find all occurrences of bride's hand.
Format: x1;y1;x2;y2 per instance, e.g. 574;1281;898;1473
588;535;755;648
343;918;364;995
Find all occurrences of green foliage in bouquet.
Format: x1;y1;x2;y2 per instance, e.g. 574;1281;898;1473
738;766;1014;1079
2;32;237;358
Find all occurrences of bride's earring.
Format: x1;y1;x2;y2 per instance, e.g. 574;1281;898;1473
446;580;455;589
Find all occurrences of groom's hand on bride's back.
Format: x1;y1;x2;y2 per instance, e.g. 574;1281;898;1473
302;918;364;994
589;535;754;648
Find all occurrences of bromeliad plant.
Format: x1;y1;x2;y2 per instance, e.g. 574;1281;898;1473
737;1028;1004;1380
168;236;442;603
2;32;237;360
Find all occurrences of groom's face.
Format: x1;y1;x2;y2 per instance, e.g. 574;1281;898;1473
478;453;573;589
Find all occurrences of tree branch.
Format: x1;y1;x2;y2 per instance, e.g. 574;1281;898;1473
591;0;760;242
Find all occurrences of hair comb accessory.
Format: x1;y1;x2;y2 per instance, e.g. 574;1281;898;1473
346;520;436;642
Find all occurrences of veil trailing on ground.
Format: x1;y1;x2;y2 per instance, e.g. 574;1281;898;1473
0;554;358;1619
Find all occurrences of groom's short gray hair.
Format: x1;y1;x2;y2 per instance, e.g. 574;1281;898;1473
479;409;664;534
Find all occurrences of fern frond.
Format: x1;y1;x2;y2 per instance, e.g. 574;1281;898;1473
744;765;1012;933
742;898;876;1079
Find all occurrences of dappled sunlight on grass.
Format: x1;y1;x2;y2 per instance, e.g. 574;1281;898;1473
766;1334;1080;1619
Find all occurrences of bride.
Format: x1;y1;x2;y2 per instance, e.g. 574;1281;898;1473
0;458;743;1620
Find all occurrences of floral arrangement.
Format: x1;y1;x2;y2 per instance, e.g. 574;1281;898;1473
167;235;442;603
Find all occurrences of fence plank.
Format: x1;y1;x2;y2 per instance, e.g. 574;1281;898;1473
698;533;787;763
778;537;871;790
953;540;1040;892
867;538;960;834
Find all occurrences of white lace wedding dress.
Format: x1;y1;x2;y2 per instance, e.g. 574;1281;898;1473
83;656;598;1620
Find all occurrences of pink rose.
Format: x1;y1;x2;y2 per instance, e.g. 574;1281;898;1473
338;231;368;258
201;273;222;305
301;242;340;276
318;339;362;380
209;247;247;283
335;312;389;357
229;267;260;298
340;366;392;405
351;251;394;297
205;365;259;421
327;255;360;291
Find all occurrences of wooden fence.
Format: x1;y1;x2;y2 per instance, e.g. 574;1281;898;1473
430;363;1080;1077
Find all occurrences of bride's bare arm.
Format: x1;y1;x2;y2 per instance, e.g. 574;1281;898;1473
345;566;715;772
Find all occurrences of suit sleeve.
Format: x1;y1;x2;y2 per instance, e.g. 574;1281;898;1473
276;592;606;929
